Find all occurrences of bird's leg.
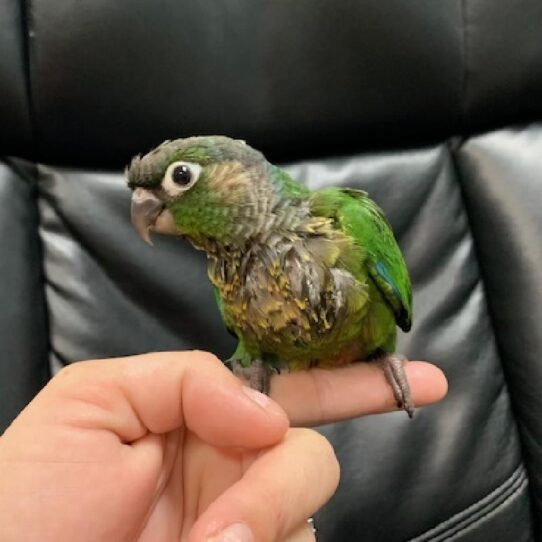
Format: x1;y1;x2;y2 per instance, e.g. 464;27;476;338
225;342;277;395
379;354;414;418
227;358;274;395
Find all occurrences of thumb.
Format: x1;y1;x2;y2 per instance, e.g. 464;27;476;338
5;351;289;449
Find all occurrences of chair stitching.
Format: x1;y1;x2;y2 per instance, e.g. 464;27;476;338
407;465;526;542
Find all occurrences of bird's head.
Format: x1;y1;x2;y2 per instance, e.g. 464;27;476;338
127;136;274;248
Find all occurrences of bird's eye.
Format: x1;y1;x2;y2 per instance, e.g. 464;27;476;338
162;161;202;197
172;164;192;186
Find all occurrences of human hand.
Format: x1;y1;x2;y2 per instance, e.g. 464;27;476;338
0;352;446;541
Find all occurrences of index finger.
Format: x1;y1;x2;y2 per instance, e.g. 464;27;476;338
270;361;447;426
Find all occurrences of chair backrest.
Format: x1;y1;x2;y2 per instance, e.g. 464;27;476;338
1;1;542;540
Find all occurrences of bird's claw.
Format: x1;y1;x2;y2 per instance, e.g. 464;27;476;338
380;354;415;418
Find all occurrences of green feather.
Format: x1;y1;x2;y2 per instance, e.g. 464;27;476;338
270;165;311;199
310;187;412;331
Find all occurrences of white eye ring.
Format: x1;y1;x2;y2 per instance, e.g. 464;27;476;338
162;161;202;197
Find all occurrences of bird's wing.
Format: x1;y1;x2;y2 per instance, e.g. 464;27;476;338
310;187;412;331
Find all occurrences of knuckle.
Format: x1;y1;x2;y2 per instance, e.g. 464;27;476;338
133;350;223;370
186;350;226;376
55;361;82;377
189;349;222;366
52;361;114;402
296;428;340;484
52;360;90;385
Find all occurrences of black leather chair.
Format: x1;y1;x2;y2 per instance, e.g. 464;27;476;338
2;1;542;540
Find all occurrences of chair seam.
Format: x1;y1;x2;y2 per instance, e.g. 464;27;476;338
446;473;529;542
18;0;38;160
449;135;538;539
407;465;527;542
3;157;51;387
459;0;470;133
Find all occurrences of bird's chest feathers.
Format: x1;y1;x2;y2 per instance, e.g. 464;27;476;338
207;232;368;352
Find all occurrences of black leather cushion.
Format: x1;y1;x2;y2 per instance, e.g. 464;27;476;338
463;3;542;131
457;125;542;530
11;0;542;168
0;0;32;154
27;0;463;167
35;141;532;541
0;160;48;432
37;164;232;367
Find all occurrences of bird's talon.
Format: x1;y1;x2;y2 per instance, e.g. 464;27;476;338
380;354;415;418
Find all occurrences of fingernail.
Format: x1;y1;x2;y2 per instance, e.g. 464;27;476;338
242;385;272;409
241;386;287;420
207;522;254;542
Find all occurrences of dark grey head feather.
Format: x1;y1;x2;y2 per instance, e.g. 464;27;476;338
126;136;265;189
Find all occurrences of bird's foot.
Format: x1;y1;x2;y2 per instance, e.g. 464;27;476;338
379;354;415;418
227;358;274;395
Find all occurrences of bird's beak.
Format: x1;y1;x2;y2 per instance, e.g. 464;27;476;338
131;188;176;245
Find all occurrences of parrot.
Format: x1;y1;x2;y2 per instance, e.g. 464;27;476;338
127;136;414;416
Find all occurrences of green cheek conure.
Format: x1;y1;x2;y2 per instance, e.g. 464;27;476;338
127;136;414;416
